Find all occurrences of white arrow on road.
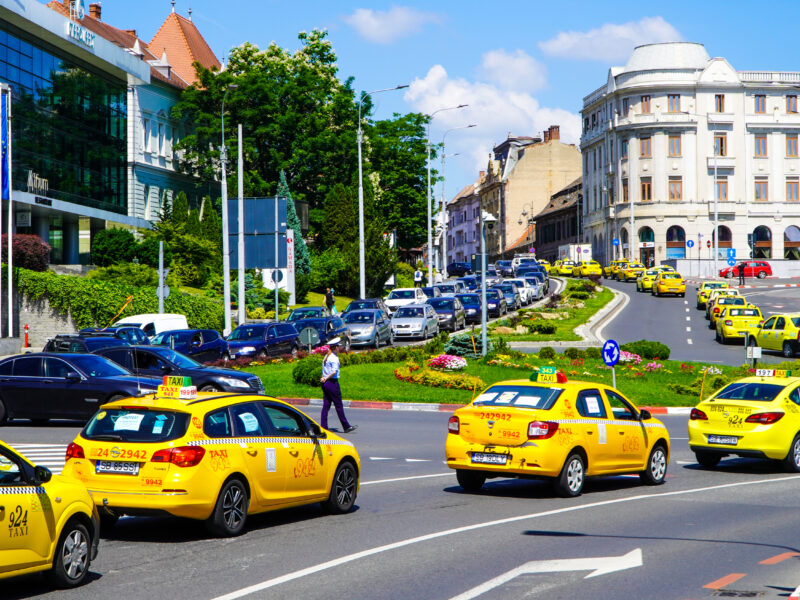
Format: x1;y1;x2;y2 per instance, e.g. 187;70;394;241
449;548;643;600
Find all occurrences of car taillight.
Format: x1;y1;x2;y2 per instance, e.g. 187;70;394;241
151;446;205;467
690;408;708;421
448;415;460;434
65;442;85;459
528;421;558;439
713;307;720;315
745;412;784;425
724;320;733;326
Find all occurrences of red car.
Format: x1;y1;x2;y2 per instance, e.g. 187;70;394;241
719;260;772;279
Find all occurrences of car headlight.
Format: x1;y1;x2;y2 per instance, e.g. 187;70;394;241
488;303;497;307
240;346;256;353
218;377;251;389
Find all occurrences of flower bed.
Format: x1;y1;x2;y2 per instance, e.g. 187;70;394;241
394;364;484;390
427;354;467;371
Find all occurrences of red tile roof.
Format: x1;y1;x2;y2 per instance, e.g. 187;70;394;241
149;12;220;85
504;223;535;253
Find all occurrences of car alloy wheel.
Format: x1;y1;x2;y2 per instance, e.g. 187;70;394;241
554;452;585;497
325;460;358;513
640;444;667;485
783;341;794;358
783;435;800;472
757;271;767;279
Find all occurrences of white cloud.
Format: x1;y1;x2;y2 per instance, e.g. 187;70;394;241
477;49;547;92
538;16;683;63
343;6;440;44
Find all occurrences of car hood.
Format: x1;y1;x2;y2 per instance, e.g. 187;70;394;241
182;365;252;379
391;317;425;326
386;298;416;306
288;317;326;330
226;339;264;349
345;323;375;331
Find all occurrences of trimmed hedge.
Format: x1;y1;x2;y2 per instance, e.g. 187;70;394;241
291;355;323;387
538;346;556;359
620;340;671;360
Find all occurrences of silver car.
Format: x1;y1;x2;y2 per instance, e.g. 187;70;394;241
391;304;439;340
344;309;392;348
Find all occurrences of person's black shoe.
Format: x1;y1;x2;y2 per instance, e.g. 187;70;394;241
344;425;358;433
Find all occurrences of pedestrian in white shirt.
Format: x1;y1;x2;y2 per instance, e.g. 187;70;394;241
319;337;356;433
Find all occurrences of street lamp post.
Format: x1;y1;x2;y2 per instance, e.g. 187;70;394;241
220;83;238;336
440;124;476;274
480;210;497;356
517;202;535;250
426;104;467;286
357;84;408;299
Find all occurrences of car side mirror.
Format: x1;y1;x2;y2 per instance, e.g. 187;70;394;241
161;364;172;373
309;423;327;439
33;465;52;484
191;340;201;347
639;409;652;421
65;371;81;382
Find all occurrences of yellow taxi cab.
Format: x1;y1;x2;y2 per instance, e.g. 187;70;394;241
577;260;603;278
61;377;361;537
707;295;748;328
538;260;551;271
696;281;730;309
445;370;670;497
750;313;800;358
716;306;763;344
652;272;686;297
0;440;99;587
688;370;800;471
654;264;675;272
636;269;659;292
619;262;647;282
554;260;576;276
604;260;629;278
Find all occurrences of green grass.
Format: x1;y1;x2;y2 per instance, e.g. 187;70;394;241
291;291;355;312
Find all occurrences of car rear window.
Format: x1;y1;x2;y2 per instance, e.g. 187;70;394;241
713;382;784;402
83;409;190;442
472;385;562;409
662;273;681;279
729;308;760;317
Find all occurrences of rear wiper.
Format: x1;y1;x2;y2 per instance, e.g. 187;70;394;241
91;434;124;441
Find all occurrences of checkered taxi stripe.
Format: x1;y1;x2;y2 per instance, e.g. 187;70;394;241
0;486;45;494
550;419;667;429
187;437;353;447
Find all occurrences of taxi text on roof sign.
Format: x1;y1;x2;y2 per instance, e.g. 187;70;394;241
157;375;197;399
755;369;792;377
537;366;558;383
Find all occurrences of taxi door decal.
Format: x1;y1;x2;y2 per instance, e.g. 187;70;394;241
265;448;277;472
598;424;607;444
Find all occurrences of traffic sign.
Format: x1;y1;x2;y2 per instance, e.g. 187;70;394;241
298;326;320;349
727;248;736;259
529;247;535;253
727;258;736;266
706;240;711;248
612;238;620;247
602;339;620;367
686;240;694;248
157;285;170;299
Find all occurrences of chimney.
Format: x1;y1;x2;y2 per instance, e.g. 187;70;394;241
125;29;137;37
549;125;560;141
89;3;101;20
543;130;551;143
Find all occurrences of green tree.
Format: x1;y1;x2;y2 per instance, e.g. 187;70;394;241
320;183;357;250
171;191;189;226
136;236;173;268
91;228;138;266
186;207;202;236
277;170;310;275
200;197;222;249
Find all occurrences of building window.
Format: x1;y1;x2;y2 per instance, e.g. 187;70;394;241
621;139;628;158
788;95;798;114
641;95;651;114
158;123;164;155
755;94;766;113
622;179;629;203
716;178;728;201
715;94;725;112
788;134;798;157
622;98;629;114
755;134;768;157
640;178;652;202
668;134;681;157
755;179;769;201
713;133;727;157
787;179;799;201
142;118;150;152
668;177;683;201
640;137;651;158
667;94;680;113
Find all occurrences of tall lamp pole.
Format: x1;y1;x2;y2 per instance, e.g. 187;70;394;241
480;211;497;356
220;83;238;336
426;104;467;285
517;201;535;250
441;124;476;273
357;84;408;299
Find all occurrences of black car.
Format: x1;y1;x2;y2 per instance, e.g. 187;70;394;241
94;346;265;394
495;260;514;277
484;288;508;317
43;334;129;353
428;297;466;331
226;322;301;359
447;262;472;277
151;329;229;362
0;353;161;424
456;293;482;324
342;298;390;319
79;326;150;345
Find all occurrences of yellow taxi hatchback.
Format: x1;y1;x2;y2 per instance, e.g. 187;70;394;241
696;281;729;309
688;371;800;471
577;260;602;278
716;306;763;344
707;295;747;328
0;440;99;588
636;269;659;292
751;313;800;358
619;262;646;282
445;377;670;497
652;272;685;297
604;260;629;278
62;388;361;537
538;260;551;271
554;260;576;276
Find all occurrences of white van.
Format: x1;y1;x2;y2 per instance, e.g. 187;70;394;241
113;313;189;339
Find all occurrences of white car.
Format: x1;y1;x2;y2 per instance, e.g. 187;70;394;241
390;304;439;339
512;256;540;275
385;287;428;314
505;278;535;305
434;281;466;297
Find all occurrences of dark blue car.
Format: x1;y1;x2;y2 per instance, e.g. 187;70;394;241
151;329;229;363
456;293;482;324
457;276;479;291
226;322;300;359
287;308;352;350
485;288;509;317
79;326;150;345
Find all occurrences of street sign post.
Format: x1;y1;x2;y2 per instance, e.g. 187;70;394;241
612;238;619;246
727;248;736;259
602;339;620;388
686;240;694;248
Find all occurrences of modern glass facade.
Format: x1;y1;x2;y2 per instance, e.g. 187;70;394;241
0;19;127;214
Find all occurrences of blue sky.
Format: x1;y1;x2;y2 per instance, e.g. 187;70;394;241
83;0;800;197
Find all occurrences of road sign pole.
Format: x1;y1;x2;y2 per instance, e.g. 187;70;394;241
612;366;616;389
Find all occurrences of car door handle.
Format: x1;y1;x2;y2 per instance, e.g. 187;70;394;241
288;449;299;457
246;448;257;457
618;431;625;435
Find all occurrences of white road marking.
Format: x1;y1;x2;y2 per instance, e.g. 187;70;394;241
369;457;394;461
361;472;453;486
8;444;66;474
685;308;690;312
687;339;693;345
685;316;691;321
671;437;689;440
405;458;430;463
683;300;688;305
686;327;691;332
676;460;695;465
210;476;800;600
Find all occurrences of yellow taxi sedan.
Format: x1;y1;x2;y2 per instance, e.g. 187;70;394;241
696;281;729;309
445;373;670;497
716;306;763;344
707;295;747;328
576;260;602;278
750;313;800;358
0;440;99;587
688;370;800;471
636;269;659;292
652;272;686;297
61;379;361;536
619;262;646;282
538;260;551;271
604;260;629;278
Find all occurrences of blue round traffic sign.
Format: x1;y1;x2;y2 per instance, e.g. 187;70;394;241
612;238;620;247
602;339;620;367
727;258;736;266
686;240;695;248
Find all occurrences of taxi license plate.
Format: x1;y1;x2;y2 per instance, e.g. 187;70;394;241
708;435;738;446
96;460;140;475
471;453;508;465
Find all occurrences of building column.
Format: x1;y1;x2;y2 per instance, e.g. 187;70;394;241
63;218;79;264
33;214;49;245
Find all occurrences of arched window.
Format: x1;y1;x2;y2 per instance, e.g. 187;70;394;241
753;225;772;259
621;228;629;244
638;226;654;242
666;225;685;259
785;225;800;260
712;225;732;248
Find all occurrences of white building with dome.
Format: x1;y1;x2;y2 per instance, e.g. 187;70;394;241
581;42;800;273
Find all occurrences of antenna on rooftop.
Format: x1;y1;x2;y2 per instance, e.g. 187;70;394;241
188;3;192;20
170;0;175;12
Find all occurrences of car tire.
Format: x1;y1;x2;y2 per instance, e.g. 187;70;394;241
456;469;486;492
553;452;585;497
757;271;767;279
222;352;231;362
695;451;721;469
373;335;380;350
291;345;299;358
48;519;91;588
725;271;733;279
680;293;685;298
200;384;220;392
257;349;268;361
783;341;795;358
639;443;668;485
748;337;758;348
324;460;358;514
343;338;351;353
0;398;6;425
782;435;800;473
206;477;249;537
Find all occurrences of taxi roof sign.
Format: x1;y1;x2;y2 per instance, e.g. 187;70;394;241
755;369;792;378
157;375;197;399
533;366;566;383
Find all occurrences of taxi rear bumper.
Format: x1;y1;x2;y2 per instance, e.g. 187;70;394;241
688;428;789;460
87;488;216;520
445;439;564;477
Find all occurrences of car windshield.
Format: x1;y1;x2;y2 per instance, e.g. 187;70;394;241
496;285;514;293
713;382;784;402
705;283;726;289
562;261;575;266
508;280;526;287
228;326;264;341
150;348;201;368
70;355;131;377
344;311;375;324
114;321;140;328
395;307;424;318
524;277;541;285
473;385;562;409
729;308;760;317
662;273;682;280
644;270;658;276
629;263;644;268
519;258;538;264
388;290;416;299
347;301;374;311
429;299;455;310
437;285;455;293
497;261;511;267
83;408;190;443
289;308;324;321
486;291;502;299
457;294;479;304
421;288;436;297
720;297;746;305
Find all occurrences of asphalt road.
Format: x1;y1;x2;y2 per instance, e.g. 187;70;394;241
3;409;799;600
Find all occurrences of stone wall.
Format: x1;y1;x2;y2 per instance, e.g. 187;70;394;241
15;292;78;350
